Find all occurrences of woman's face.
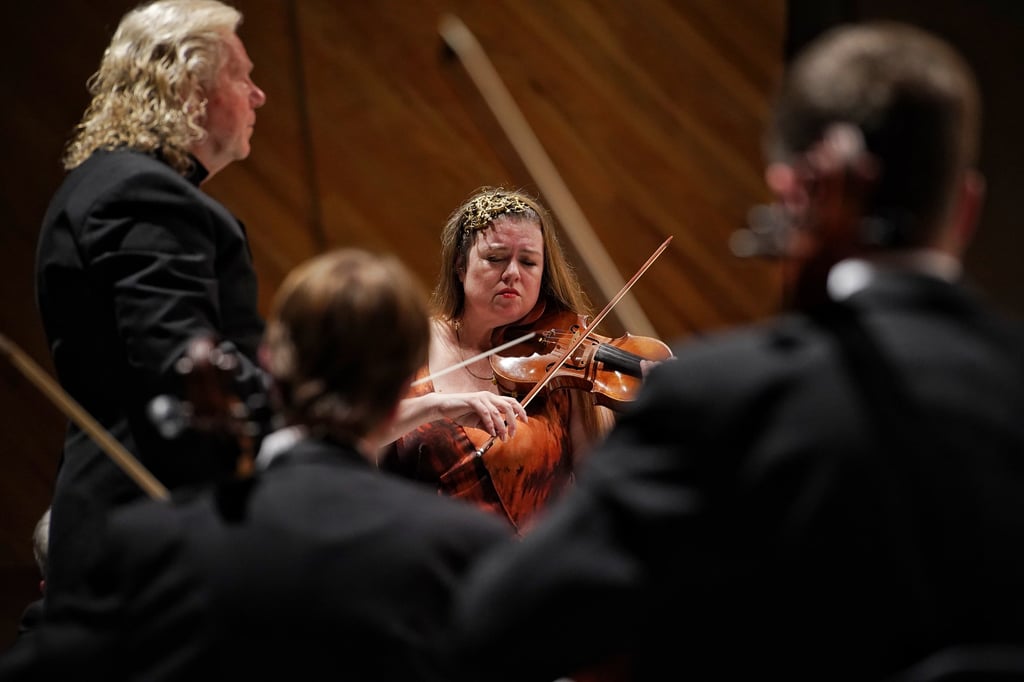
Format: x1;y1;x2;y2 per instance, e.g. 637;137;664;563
459;217;544;330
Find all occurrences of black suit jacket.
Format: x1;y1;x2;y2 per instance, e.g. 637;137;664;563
0;437;513;681
35;149;268;612
447;270;1024;681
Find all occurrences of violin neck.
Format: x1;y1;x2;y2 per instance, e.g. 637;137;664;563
593;343;644;378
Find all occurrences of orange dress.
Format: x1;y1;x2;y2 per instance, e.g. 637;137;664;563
381;368;632;680
378;366;576;533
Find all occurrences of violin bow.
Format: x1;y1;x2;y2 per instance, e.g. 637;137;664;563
411;330;537;387
474;235;673;457
439;13;659;339
0;333;170;501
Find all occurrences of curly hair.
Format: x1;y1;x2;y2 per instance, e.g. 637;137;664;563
62;0;243;175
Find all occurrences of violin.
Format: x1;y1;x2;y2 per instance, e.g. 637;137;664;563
489;307;673;412
466;236;672;458
148;336;273;478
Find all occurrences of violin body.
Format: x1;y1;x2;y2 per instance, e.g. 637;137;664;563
490;309;672;411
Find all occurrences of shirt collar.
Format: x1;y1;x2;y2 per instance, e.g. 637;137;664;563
254;426;308;471
827;250;962;301
185;155;209;187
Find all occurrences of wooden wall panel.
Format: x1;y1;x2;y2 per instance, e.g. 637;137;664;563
214;0;786;336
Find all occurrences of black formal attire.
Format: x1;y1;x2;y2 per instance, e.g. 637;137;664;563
35;148;268;615
0;435;513;681
446;264;1024;681
14;599;43;639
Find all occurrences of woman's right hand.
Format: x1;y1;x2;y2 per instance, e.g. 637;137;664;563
431;391;528;441
373;390;529;449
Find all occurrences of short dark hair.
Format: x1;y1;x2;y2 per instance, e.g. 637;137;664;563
766;22;981;245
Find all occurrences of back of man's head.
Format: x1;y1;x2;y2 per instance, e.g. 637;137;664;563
766;22;981;247
264;249;431;443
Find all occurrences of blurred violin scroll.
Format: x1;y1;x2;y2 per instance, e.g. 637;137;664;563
730;123;881;310
148;336;274;478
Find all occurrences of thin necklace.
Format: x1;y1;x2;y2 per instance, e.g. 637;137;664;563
453;320;496;384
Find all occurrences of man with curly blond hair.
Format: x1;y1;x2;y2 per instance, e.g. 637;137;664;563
34;0;270;623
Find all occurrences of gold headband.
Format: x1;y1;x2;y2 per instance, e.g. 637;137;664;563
461;191;535;233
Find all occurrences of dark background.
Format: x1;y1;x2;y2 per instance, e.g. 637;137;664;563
1;0;1021;650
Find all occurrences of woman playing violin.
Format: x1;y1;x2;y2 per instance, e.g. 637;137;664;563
375;186;616;532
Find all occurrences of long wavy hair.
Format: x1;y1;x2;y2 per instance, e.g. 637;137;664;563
62;0;243;175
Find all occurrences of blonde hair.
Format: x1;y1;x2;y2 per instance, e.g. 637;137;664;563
264;249;430;443
63;0;243;175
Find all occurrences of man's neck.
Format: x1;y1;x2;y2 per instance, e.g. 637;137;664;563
189;148;227;182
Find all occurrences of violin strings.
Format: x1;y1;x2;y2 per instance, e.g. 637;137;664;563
536;329;646;377
539;331;643;358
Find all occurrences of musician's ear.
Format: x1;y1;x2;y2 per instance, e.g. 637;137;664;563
949;168;985;254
